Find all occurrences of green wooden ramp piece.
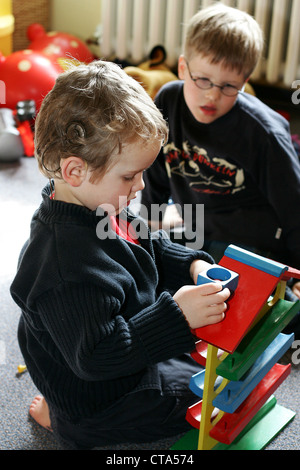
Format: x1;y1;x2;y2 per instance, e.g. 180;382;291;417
216;299;299;381
170;429;199;451
171;397;295;451
214;403;295;450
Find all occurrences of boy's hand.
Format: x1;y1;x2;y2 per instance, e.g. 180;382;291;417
173;283;230;330
292;281;300;299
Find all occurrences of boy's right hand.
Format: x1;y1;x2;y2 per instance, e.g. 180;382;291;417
173;283;230;330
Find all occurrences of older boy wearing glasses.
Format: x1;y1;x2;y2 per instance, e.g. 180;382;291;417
141;3;300;329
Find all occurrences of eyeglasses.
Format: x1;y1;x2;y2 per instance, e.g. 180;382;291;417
185;61;243;97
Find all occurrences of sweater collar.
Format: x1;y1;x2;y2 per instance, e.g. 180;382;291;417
39;183;103;226
39;183;139;227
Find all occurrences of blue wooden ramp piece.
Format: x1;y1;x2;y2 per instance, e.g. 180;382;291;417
189;368;207;399
214;333;294;413
189;333;294;410
224;245;288;277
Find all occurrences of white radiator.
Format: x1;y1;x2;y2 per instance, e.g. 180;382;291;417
100;0;300;87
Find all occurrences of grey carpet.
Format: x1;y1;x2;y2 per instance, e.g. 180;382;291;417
1;157;300;450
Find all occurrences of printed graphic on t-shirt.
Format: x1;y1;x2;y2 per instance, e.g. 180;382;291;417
164;141;245;195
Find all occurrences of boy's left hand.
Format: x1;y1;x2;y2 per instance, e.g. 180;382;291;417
292;281;300;299
190;260;213;285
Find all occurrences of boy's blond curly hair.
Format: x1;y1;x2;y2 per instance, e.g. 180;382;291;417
35;60;168;180
184;2;264;79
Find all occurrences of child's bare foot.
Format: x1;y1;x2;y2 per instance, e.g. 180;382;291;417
29;395;52;431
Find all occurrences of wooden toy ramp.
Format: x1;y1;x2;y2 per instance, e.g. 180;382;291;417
171;245;300;451
193;244;300;354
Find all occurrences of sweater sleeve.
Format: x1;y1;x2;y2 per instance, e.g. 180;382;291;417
232;95;300;269
36;282;195;382
259;132;300;269
239;118;300;269
150;230;214;293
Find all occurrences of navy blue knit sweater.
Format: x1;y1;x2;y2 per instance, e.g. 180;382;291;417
10;184;213;420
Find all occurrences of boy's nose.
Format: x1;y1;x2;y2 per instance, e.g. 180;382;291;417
204;85;222;101
132;174;145;192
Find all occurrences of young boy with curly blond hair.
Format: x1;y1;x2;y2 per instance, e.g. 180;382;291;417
10;60;230;449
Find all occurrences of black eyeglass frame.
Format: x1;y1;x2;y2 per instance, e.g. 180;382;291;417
185;60;245;97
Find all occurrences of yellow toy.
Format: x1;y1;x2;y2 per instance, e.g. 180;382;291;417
0;0;14;56
124;46;178;100
17;364;27;374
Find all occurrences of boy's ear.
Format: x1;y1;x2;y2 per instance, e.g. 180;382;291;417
60;156;88;187
178;55;186;80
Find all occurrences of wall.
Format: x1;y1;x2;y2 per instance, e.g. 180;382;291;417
12;0;49;51
50;0;101;42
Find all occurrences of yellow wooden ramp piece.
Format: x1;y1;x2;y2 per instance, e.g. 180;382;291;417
197;344;229;450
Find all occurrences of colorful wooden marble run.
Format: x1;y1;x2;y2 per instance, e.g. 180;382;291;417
172;244;300;451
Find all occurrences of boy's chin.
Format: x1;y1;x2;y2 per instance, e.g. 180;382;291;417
98;198;129;216
97;204;119;216
195;110;220;124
